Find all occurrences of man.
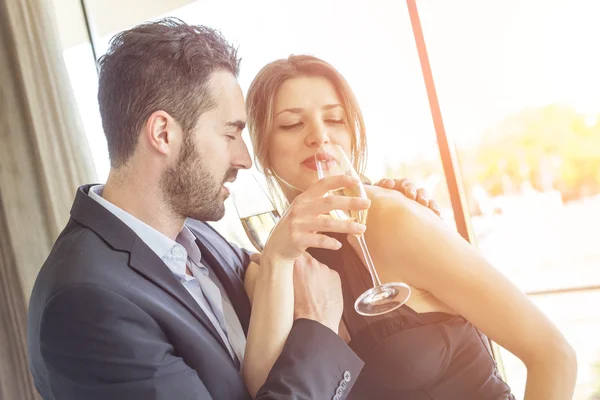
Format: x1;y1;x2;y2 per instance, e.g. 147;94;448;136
27;18;439;400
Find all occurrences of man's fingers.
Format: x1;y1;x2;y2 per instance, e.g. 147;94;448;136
375;178;395;189
429;199;442;217
416;188;429;206
402;180;418;200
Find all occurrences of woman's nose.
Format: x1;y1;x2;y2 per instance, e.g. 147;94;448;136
305;125;330;148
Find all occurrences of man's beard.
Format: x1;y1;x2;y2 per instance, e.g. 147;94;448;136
160;136;237;222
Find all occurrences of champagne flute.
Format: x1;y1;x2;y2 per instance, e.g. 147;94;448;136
230;172;280;252
315;143;411;316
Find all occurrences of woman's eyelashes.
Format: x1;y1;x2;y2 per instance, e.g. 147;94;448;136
279;118;346;130
279;122;303;130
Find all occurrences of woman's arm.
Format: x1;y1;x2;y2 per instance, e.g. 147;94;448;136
243;178;438;304
244;260;260;304
366;188;577;400
242;255;295;398
242;175;369;398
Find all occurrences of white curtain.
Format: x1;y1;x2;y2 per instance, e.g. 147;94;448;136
0;0;96;397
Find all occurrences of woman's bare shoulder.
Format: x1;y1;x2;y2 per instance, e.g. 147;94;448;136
365;185;423;217
364;185;443;233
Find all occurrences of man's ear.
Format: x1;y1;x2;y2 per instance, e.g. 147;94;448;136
145;110;178;156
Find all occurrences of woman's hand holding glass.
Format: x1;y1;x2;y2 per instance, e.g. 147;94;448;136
261;174;371;263
315;143;411;316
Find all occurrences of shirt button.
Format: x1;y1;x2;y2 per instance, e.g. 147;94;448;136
171;246;184;257
339;380;347;390
343;370;351;382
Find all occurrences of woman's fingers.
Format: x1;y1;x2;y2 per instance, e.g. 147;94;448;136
263;174;370;260
288;231;344;251
294;195;370;217
291;214;366;236
300;174;360;201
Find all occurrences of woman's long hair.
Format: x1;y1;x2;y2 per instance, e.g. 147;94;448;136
246;54;368;209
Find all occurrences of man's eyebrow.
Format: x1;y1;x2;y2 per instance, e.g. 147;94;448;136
226;120;246;130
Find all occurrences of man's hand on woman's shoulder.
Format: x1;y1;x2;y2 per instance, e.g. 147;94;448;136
373;178;441;217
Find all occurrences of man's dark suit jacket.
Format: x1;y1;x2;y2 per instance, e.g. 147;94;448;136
27;185;363;399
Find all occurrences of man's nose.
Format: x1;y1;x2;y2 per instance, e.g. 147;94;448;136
232;140;252;170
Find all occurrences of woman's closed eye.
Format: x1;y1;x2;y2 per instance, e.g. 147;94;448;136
279;122;303;130
279;118;346;130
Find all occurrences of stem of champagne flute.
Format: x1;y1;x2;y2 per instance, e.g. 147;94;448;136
356;234;382;288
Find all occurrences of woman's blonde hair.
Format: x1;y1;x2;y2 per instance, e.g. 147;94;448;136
246;55;368;208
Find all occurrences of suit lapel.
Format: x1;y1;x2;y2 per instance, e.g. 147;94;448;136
70;185;231;356
128;237;231;353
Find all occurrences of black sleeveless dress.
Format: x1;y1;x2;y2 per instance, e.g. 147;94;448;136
308;234;516;400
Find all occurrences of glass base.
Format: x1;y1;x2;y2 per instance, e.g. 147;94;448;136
354;282;411;316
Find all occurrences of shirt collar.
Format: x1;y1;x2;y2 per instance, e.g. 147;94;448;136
88;185;204;279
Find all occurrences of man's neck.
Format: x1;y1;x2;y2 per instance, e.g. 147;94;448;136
102;170;184;241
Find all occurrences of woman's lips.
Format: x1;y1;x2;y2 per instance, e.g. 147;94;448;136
301;158;318;171
302;152;336;171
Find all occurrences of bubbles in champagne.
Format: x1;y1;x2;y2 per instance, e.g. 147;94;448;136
239;210;280;251
328;184;368;225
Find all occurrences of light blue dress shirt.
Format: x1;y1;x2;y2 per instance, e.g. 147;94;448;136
88;185;246;364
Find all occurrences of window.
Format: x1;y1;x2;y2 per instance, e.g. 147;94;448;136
52;1;598;397
419;1;600;397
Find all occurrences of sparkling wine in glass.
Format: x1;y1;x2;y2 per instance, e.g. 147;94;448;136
231;172;280;252
315;143;411;316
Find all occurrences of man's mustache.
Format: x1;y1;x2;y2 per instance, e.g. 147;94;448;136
223;169;238;183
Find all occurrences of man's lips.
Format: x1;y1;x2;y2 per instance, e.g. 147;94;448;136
222;174;237;194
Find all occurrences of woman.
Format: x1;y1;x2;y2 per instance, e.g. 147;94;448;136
243;55;577;399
